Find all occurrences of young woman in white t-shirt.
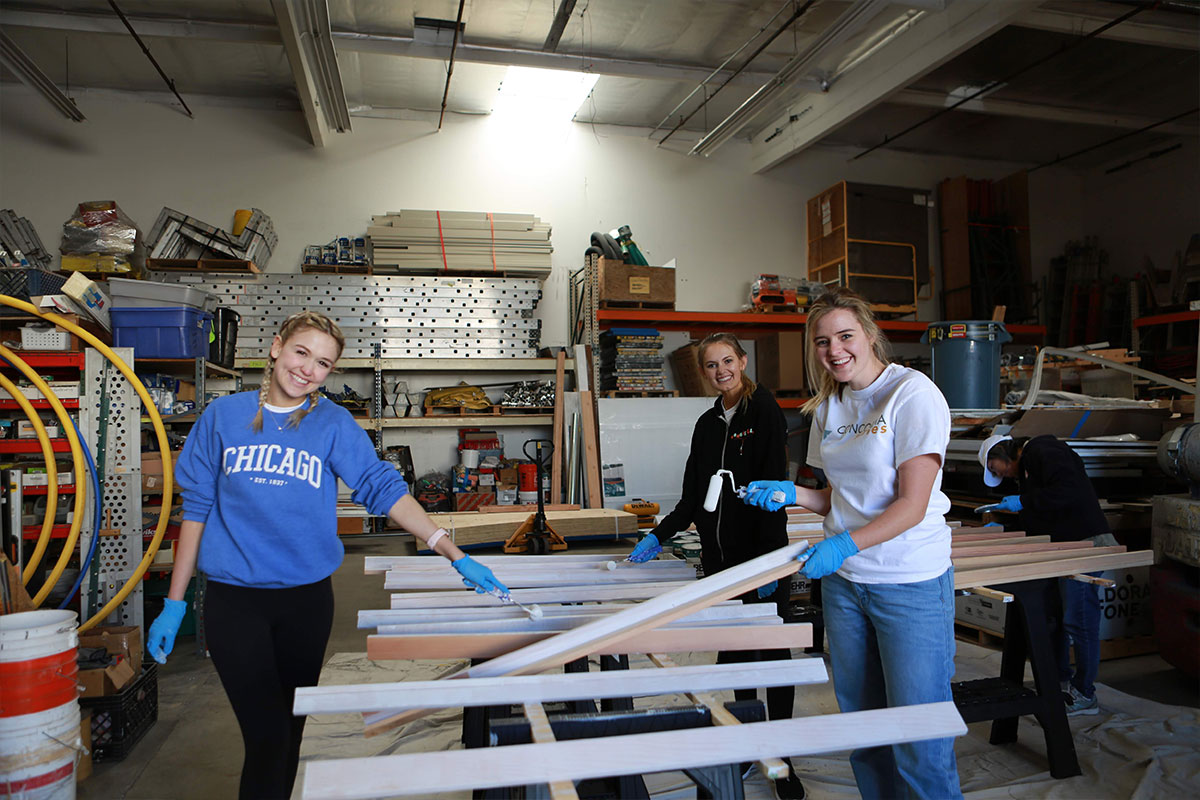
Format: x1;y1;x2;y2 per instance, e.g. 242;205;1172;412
744;288;962;799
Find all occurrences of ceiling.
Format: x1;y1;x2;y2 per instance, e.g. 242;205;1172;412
1;0;1196;171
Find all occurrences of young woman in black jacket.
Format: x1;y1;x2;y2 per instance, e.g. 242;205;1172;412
628;332;805;799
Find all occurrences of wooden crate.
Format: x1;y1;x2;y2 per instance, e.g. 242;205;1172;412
597;258;675;307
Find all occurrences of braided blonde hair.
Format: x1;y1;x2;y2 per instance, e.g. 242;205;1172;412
251;311;346;433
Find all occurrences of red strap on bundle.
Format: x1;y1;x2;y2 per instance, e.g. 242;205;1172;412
488;212;497;272
436;210;449;272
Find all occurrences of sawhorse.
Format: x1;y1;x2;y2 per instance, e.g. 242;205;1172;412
952;577;1082;779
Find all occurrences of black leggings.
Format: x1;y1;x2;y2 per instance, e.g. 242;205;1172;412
716;578;795;722
204;577;334;800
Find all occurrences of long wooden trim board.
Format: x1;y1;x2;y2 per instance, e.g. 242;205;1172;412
388;581;692;609
360;600;748;628
365;540;810;734
303;702;967;799
954;545;1126;570
366;622;812;661
954;549;1153;588
295;658;826;716
383;566;695;591
374;606;781;636
367;553;643;573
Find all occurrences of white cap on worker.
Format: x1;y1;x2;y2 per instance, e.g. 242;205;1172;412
978;434;1013;487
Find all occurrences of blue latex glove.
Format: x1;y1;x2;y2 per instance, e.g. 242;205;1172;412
743;480;797;512
452;555;509;594
628;533;662;564
147;598;187;664
976;495;1023;514
983;522;1004;528
757;579;779;600
799;531;859;579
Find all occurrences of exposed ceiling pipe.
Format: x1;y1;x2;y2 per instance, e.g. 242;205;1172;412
543;0;578;52
850;1;1151;161
0;30;85;121
106;0;191;117
690;0;893;157
1029;106;1198;172
655;0;817;147
437;0;466;130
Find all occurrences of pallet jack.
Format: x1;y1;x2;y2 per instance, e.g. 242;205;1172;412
503;439;568;554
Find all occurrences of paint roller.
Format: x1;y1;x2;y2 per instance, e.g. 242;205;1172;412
702;469;787;512
487;588;543;620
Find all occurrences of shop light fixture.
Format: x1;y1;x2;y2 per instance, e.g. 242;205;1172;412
492;66;598;121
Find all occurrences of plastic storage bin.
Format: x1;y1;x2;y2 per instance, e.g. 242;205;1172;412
0;268;69;316
20;325;72;351
107;277;217;312
921;320;1012;409
78;661;158;762
112;306;212;358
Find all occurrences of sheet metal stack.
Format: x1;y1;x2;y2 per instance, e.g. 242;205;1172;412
368;210;552;278
0;209;51;269
599;327;666;393
162;272;542;359
146;207;277;268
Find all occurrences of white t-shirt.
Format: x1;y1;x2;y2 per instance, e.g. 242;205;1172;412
806;363;952;584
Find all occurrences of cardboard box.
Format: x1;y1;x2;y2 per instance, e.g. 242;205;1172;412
1009;407;1170;441
756;331;806;392
78;625;143;678
955;593;1006;634
669;343;719;398
336;516;367;535
496;486;518;505
597;258;675;306
77;658;135;698
77;711;92;782
22;468;74;487
496;467;519;487
141;450;181;492
17;420;61;438
60;273;113;331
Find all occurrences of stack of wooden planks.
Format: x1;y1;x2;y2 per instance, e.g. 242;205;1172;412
367;210;552;277
408;508;638;552
296;542;970;799
785;509;1154;587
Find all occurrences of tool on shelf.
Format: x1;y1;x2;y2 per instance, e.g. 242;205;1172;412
503;439;568;554
623;498;660;529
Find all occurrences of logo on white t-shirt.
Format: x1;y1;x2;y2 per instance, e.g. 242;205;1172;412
835;414;888;437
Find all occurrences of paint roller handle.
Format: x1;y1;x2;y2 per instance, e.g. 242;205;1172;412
452;555;509;595
147;597;187;664
742;480;797;512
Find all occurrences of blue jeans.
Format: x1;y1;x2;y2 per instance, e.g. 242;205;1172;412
822;570;962;800
1057;572;1102;698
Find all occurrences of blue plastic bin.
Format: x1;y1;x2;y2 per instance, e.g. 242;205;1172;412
112;306;212;359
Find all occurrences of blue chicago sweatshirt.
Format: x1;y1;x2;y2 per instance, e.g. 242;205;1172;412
175;391;409;588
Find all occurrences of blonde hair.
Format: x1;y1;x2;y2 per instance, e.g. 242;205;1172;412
251;311;346;433
697;332;756;413
802;288;891;415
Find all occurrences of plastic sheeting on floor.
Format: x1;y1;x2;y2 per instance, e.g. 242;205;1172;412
295;642;1199;800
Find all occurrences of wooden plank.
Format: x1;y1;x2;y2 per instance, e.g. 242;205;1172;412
400;508;638;551
579;390;602;508
522;703;582;800
948;541;1093;557
551;348;566;504
359;600;746;628
378;556;685;572
954;545;1126;570
366;622;812;661
951;534;1048;547
367;553;626;572
304;702;967;799
648;653;792;781
295;658;825;716
388;582;690;609
383;564;695;590
365;541;810;734
374;605;780;635
954;550;1153;588
479;503;580;513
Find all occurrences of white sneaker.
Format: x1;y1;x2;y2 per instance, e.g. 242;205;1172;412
1065;685;1099;716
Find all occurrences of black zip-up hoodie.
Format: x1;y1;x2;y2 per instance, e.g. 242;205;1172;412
651;384;788;576
1016;434;1110;541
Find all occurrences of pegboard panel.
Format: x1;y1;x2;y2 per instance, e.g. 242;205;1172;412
79;347;144;630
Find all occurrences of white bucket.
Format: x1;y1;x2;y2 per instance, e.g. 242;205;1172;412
0;611;78;663
0;701;81;800
459;449;480;469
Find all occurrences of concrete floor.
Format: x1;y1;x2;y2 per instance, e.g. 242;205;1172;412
79;535;1199;800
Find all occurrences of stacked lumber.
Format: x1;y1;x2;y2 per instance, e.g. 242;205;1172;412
408;508;638;551
367;210;552;278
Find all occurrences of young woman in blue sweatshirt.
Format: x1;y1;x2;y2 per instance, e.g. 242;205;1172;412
145;311;506;800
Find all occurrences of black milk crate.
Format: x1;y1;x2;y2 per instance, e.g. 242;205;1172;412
79;660;159;762
0;268;69;316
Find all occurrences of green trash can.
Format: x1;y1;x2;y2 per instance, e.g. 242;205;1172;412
920;321;1012;409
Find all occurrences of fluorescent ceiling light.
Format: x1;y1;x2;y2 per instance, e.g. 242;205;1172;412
492;66;598;121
